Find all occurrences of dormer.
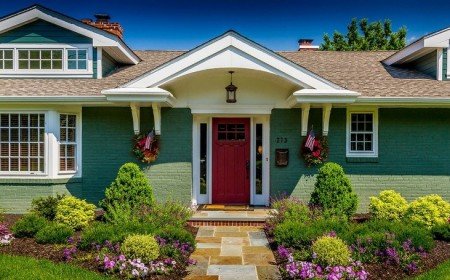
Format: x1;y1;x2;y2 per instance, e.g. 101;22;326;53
383;27;450;81
0;5;139;78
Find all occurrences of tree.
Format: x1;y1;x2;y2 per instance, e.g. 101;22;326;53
320;18;407;51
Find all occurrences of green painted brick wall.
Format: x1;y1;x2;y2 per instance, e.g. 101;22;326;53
82;107;192;205
271;108;450;212
0;19;91;44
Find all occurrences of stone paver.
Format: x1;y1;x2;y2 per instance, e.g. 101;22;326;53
185;226;279;280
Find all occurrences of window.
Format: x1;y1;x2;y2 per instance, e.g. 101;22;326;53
347;110;378;157
0;113;45;173
199;123;207;195
59;114;77;172
67;49;87;70
217;124;246;141
18;49;63;70
0;49;13;70
255;123;263;195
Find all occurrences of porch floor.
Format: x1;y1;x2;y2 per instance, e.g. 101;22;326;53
191;208;271;221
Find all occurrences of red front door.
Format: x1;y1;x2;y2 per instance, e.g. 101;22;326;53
212;118;250;204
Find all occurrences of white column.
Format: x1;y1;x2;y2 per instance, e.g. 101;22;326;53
96;47;103;79
301;104;310;136
130;103;140;135
437;48;443;81
46;110;60;178
152;103;161;135
322;104;332;136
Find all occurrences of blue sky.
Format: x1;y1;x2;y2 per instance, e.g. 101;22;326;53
1;0;450;51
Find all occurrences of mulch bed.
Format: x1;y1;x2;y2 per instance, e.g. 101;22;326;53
265;229;450;280
0;214;199;280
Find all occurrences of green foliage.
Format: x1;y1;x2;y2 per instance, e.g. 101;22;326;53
267;197;312;235
312;236;350;266
31;194;65;221
274;217;349;249
309;163;358;218
78;221;157;250
155;225;196;247
321;18;407;51
431;223;450;242
121;234;160;263
35;223;74;244
100;163;154;221
11;214;48;238
369;190;408;221
55;196;96;230
405;195;450;229
143;200;193;229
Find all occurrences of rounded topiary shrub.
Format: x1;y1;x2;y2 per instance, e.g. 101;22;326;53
11;213;48;238
35;223;74;244
405;195;450;228
312;235;350;266
369;190;408;221
121;234;160;262
309;162;358;218
55;196;96;230
100;163;155;220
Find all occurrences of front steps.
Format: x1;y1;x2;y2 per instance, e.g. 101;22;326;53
188;208;271;227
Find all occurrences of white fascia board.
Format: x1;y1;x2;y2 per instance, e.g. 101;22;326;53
124;31;340;90
355;97;450;105
383;39;424;65
101;88;176;106
0;96;106;103
0;8;139;64
287;89;360;106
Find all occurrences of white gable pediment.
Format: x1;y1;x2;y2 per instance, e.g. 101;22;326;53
124;31;342;90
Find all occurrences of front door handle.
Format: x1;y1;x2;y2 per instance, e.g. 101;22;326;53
246;160;250;179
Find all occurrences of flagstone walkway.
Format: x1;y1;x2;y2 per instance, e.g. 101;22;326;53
185;226;280;280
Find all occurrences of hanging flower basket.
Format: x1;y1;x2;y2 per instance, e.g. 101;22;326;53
132;132;159;163
300;136;329;167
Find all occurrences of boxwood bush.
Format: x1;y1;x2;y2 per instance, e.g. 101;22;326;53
369;190;408;221
121;234;159;263
55;196;96;230
35;223;74;244
309;163;357;218
11;214;48;238
312;236;350;266
404;195;450;229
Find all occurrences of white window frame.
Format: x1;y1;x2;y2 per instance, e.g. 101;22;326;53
58;113;80;174
346;108;379;158
0;111;48;175
67;48;88;70
0;109;81;179
0;43;93;78
0;49;14;70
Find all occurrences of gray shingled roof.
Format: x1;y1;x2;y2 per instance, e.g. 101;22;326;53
1;50;449;98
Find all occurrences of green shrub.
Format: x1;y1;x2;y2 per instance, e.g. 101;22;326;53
55;196;96;230
312;236;350;266
143;200;193;229
369;190;408;221
405;195;450;228
309;163;358;218
31;194;65;221
35;223;74;244
11;214;48;238
121;234;159;262
431;223;450;242
100;163;154;222
155;225;195;247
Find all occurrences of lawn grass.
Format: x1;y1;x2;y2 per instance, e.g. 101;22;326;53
414;259;450;280
0;254;112;280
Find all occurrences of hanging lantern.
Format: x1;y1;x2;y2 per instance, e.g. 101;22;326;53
225;71;237;103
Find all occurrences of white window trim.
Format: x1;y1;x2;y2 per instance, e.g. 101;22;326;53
0;109;81;179
57;112;82;175
346;107;379;158
0;43;93;78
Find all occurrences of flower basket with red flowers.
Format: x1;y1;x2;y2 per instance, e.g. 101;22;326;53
132;131;159;163
301;136;329;167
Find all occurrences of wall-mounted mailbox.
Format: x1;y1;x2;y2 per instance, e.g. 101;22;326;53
275;149;289;167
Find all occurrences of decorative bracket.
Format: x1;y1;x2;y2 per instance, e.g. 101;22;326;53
322;103;332;136
301;103;310;136
130;103;140;135
152;103;161;135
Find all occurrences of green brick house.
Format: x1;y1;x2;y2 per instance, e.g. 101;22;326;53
0;5;449;213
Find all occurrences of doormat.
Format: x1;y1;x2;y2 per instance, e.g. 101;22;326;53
197;204;254;211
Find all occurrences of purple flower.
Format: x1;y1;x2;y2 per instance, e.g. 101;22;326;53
103;256;116;270
277;246;291;260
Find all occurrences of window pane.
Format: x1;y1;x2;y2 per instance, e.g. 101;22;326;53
4;50;12;59
78;50;87;59
255;124;263;195
59;114;77;172
77;60;87;69
67;60;77;70
52;50;62;59
41;60;51;69
41;50;51;59
30;60;40;69
52;60;62;69
30;50;39;59
4;60;13;69
18;50;28;59
18;60;28;69
67;50;77;59
200;123;207;195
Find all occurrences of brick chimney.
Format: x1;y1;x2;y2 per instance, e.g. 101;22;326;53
81;14;124;39
298;39;319;51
